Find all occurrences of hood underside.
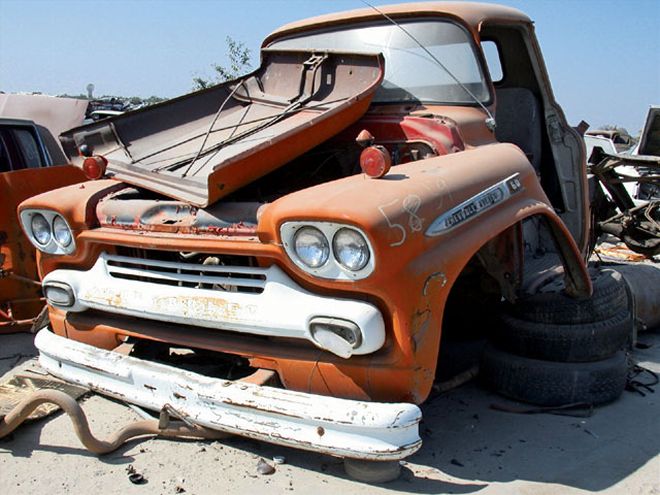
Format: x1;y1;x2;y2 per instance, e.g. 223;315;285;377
60;49;384;207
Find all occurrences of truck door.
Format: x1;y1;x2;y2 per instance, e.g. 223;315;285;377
479;22;589;254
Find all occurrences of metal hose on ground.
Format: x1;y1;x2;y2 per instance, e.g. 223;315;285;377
0;389;227;454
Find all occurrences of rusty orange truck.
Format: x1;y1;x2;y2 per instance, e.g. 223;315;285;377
16;2;634;480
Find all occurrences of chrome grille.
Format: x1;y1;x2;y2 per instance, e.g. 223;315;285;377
105;253;266;294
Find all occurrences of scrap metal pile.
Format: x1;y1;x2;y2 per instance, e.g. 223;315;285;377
590;150;660;257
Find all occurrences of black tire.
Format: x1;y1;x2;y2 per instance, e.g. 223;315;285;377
497;310;632;362
481;345;628;407
511;268;629;325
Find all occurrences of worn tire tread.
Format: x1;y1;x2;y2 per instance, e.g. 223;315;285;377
511;269;628;324
497;310;632;362
481;345;628;406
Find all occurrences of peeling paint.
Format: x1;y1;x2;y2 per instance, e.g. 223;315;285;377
36;329;423;461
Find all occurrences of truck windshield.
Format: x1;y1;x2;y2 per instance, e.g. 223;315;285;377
269;19;490;105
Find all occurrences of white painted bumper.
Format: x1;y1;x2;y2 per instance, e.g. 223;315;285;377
43;252;385;357
35;330;422;460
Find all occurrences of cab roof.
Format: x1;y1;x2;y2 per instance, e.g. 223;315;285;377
263;2;531;45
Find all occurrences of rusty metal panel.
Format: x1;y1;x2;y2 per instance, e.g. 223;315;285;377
0;166;86;324
60;50;384;207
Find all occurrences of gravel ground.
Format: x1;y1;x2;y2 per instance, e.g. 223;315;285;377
1;328;659;495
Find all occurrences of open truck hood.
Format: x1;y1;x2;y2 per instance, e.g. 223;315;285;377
60;49;384;207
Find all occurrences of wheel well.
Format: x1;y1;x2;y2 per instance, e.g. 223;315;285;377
434;251;499;382
435;214;569;382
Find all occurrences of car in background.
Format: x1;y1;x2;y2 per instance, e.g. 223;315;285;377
634;106;660;158
631;106;660;200
586;128;634;153
83;109;125;125
584;133;617;163
0;118;85;333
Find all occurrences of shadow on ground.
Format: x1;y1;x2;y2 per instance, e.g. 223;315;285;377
1;331;658;493
190;329;660;492
404;328;660;492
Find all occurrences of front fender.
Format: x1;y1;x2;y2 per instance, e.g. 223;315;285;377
260;143;584;290
259;143;591;402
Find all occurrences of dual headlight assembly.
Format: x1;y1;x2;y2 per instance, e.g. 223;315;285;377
19;209;75;255
19;212;372;280
280;222;375;280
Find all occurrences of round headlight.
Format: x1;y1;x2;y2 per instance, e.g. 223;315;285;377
52;215;72;247
333;228;370;271
293;227;329;268
31;213;51;246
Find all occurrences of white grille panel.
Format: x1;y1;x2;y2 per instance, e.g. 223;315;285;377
105;253;266;293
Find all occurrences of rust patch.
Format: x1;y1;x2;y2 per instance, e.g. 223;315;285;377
411;309;432;351
84;288;124;308
153;295;242;322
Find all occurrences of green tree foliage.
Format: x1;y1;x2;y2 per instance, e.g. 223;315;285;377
193;36;252;90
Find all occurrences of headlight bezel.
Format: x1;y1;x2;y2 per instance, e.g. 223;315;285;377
281;221;375;280
19;209;76;255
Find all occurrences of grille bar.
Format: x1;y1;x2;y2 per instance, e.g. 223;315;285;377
106;253;265;275
105;253;267;292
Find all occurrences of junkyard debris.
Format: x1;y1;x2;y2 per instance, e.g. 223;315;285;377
126;465;147;485
257;458;276;475
0;358;87;420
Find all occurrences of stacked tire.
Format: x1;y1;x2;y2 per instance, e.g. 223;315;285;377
482;268;633;406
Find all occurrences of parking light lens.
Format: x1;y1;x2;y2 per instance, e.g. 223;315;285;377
31;213;51;246
43;282;75;307
52;215;72;247
294;227;329;268
333;228;370;271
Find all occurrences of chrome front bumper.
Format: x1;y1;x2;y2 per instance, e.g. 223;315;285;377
35;330;422;460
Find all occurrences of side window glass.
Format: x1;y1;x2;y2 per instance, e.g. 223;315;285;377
13;128;43;168
481;40;504;83
0;136;10;173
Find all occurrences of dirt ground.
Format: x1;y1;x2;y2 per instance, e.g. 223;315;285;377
1;327;658;495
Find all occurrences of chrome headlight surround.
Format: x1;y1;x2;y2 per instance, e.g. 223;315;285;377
281;221;375;280
19;209;76;255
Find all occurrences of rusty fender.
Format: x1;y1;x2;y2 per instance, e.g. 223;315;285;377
260;143;591;401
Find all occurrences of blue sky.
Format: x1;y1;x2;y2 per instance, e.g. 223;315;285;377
1;0;658;133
